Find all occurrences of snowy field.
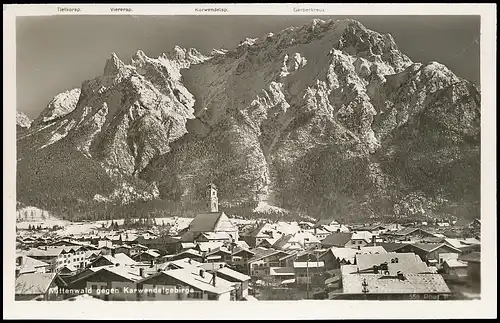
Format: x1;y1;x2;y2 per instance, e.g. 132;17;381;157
16;206;256;236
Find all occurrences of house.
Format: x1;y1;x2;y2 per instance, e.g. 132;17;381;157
197;232;233;243
184;183;239;242
206;266;251;300
15;272;67;301
269;267;296;284
248;248;290;277
132;250;161;264
58;264;79;277
272;232;320;251
320;232;372;249
24;246;88;271
314;219;340;228
293;261;325;286
298;221;315;230
443;238;481;254
441;259;468;278
334;265;451;300
129;244;149;258
15;255;50;275
195;241;225;254
114;244;131;256
330;252;450;300
320;233;353;249
67;266;143;301
311;228;330;241
382;228;437;242
132;236;180;255
393;243;462;266
89;252;137;268
458;252;481;281
319;246;388;270
231;246;255;272
206;247;233;264
168;249;204;263
136;268;236;301
241;222;276;248
179;242;196;251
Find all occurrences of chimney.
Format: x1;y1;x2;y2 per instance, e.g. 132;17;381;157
139;268;144;277
188;258;192;264
212;271;216;287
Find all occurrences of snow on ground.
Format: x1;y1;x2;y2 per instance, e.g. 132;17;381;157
253;201;289;215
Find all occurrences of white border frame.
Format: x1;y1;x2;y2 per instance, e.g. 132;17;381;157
3;3;497;319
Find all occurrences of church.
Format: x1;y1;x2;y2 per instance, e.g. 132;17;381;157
181;183;239;242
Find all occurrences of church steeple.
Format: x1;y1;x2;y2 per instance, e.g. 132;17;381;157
206;183;219;213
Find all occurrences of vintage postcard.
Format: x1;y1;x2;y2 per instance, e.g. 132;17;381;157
3;3;497;320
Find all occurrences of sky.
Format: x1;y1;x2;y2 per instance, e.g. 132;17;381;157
16;15;480;119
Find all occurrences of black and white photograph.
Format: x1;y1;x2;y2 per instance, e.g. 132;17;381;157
4;3;497;320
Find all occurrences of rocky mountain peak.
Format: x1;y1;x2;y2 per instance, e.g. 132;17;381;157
16;111;32;129
104;52;127;76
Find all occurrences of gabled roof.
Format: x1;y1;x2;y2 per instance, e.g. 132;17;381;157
356;252;423;271
211;266;251;282
231;246;255;257
248;248;287;263
16;255;50;274
206;246;232;257
314;219;339;228
59;264;78;273
410;243;462;254
322;246;388;264
15;272;65;295
443;259;467;268
368;243;406;252
72;266;143;283
136;250;161;258
321;233;353;247
189;212;233;233
172;249;203;258
196;242;225;253
138;269;234;295
341;273;451;295
91;253;137;267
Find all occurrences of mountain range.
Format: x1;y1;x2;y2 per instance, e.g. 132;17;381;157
16;18;480;221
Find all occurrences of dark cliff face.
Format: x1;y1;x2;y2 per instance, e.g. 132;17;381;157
16;19;480;220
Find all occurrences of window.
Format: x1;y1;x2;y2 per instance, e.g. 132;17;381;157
161;287;167;295
91;284;98;291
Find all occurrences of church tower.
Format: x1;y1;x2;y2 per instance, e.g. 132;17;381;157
206;183;219;213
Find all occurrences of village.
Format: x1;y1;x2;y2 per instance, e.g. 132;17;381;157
15;183;481;302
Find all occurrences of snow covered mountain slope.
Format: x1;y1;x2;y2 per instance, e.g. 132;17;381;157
16;19;480;220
